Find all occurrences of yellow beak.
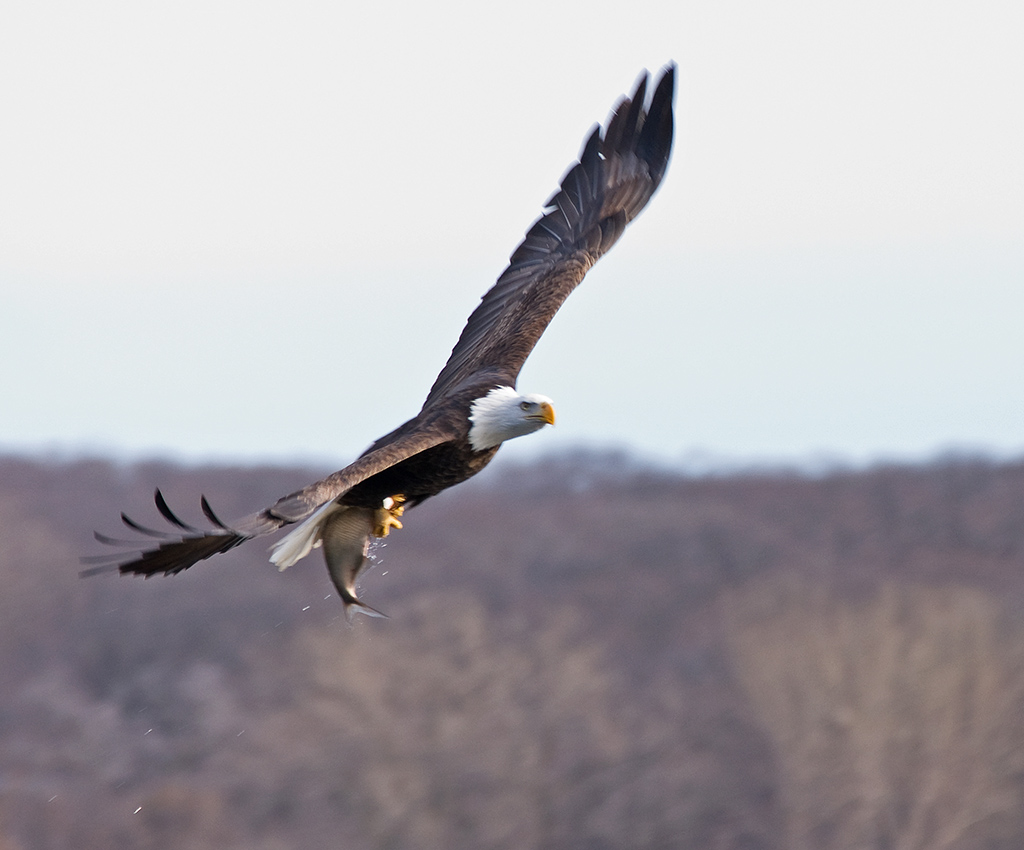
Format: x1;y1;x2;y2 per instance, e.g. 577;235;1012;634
537;401;556;425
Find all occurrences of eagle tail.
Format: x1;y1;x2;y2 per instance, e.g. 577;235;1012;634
269;501;334;569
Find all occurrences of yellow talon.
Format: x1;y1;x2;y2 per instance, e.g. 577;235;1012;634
372;495;406;538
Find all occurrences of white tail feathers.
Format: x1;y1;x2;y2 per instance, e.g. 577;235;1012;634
269;501;339;569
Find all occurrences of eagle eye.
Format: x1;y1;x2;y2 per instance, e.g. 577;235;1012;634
519;401;531;411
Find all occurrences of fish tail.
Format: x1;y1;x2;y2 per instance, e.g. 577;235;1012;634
343;596;388;623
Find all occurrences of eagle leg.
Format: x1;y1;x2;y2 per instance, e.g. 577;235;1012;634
373;495;406;538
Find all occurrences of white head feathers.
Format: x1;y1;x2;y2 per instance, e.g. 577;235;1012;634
468;386;556;451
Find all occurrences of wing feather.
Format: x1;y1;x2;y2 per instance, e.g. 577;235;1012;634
421;64;675;407
82;426;455;578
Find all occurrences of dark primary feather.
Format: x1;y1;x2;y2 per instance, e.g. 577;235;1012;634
84;64;676;583
421;64;675;407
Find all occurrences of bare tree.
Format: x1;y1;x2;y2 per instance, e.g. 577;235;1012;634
289;593;629;850
726;578;1024;850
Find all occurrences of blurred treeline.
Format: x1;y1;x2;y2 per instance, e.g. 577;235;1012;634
3;451;1024;849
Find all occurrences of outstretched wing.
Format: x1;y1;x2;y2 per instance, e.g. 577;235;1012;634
83;65;676;582
82;426;454;578
421;64;675;408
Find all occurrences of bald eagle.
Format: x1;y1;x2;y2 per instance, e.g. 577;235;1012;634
84;65;676;618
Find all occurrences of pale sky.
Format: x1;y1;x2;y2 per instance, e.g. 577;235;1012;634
2;0;1022;470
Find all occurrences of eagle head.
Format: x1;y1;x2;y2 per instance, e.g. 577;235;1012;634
468;386;556;451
